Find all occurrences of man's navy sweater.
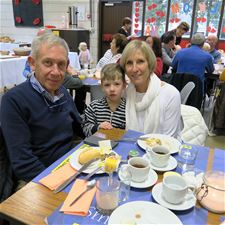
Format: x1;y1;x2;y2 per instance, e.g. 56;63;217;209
0;81;81;181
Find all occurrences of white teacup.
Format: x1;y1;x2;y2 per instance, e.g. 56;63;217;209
162;175;196;204
147;146;170;168
128;157;150;183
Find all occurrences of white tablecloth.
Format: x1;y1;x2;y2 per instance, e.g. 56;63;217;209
0;56;27;90
0;42;20;52
69;52;80;70
0;52;80;90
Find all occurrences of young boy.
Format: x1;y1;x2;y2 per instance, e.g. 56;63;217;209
82;63;126;137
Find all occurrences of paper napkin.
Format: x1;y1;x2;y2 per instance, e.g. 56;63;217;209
39;163;77;190
60;179;96;216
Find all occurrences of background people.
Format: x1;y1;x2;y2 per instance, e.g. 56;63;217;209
161;22;190;50
118;17;135;40
172;33;214;88
0;33;83;182
96;33;128;69
161;31;176;73
78;42;90;69
206;34;222;63
120;40;181;138
82;63;126;137
145;35;163;77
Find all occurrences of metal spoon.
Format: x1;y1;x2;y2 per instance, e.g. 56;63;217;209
69;179;96;207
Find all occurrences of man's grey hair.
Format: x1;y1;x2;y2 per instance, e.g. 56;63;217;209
191;33;205;46
31;33;69;59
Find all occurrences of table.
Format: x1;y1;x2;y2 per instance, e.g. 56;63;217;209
0;56;27;90
0;42;20;52
0;129;224;225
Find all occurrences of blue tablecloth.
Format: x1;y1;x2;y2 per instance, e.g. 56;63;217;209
32;130;225;225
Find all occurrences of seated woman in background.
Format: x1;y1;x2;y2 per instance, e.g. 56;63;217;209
120;40;181;139
145;36;163;78
96;33;128;69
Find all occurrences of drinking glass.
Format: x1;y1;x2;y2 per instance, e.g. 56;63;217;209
177;144;199;174
96;176;120;215
118;164;132;202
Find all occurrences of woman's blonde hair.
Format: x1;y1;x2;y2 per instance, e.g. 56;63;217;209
120;40;156;74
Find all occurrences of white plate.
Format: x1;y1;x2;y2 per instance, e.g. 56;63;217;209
137;133;181;154
152;182;196;211
143;153;178;172
108;201;183;225
118;167;158;189
69;147;107;174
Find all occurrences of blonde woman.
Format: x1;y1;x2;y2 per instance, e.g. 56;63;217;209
120;40;181;138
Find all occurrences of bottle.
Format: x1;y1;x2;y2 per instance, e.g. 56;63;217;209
127;150;139;160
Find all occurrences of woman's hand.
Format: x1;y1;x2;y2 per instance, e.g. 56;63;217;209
99;121;113;130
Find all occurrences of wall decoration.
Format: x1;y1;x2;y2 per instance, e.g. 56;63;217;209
12;0;43;27
131;0;225;40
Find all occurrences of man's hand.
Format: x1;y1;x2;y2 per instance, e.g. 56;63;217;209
67;65;78;76
99;121;113;130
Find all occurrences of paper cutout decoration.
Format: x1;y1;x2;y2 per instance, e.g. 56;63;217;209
171;3;180;14
207;26;216;33
183;3;190;13
199;2;206;12
12;0;43;27
210;2;220;14
33;18;41;25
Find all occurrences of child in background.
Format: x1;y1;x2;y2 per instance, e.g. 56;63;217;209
82;63;126;137
202;42;211;52
78;42;90;69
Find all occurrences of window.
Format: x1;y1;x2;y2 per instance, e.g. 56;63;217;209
131;0;225;40
193;0;223;36
144;0;168;37
168;0;193;38
220;6;225;40
132;1;144;36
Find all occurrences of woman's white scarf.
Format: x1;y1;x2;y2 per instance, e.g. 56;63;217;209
126;74;161;134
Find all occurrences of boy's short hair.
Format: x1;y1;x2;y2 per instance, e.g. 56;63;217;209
101;63;125;83
122;17;132;26
177;22;190;32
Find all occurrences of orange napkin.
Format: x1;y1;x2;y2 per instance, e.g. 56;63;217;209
39;163;77;190
60;179;96;216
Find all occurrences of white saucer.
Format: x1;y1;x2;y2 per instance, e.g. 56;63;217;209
152;182;196;211
143;153;177;171
119;168;158;189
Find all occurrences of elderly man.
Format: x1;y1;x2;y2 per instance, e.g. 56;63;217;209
0;33;83;182
172;33;214;87
206;34;222;63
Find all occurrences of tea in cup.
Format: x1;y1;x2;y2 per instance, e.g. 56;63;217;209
162;175;196;204
128;157;150;183
147;146;170;167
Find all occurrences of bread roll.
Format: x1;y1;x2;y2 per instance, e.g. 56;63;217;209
78;147;101;165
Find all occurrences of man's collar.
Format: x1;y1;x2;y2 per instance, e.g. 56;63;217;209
29;73;64;102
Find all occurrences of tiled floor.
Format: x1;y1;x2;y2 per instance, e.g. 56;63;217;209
205;135;225;149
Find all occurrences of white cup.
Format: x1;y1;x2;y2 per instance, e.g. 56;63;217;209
147;146;170;168
128;157;150;183
162;175;196;204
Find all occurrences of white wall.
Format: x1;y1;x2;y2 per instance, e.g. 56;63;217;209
0;0;99;64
